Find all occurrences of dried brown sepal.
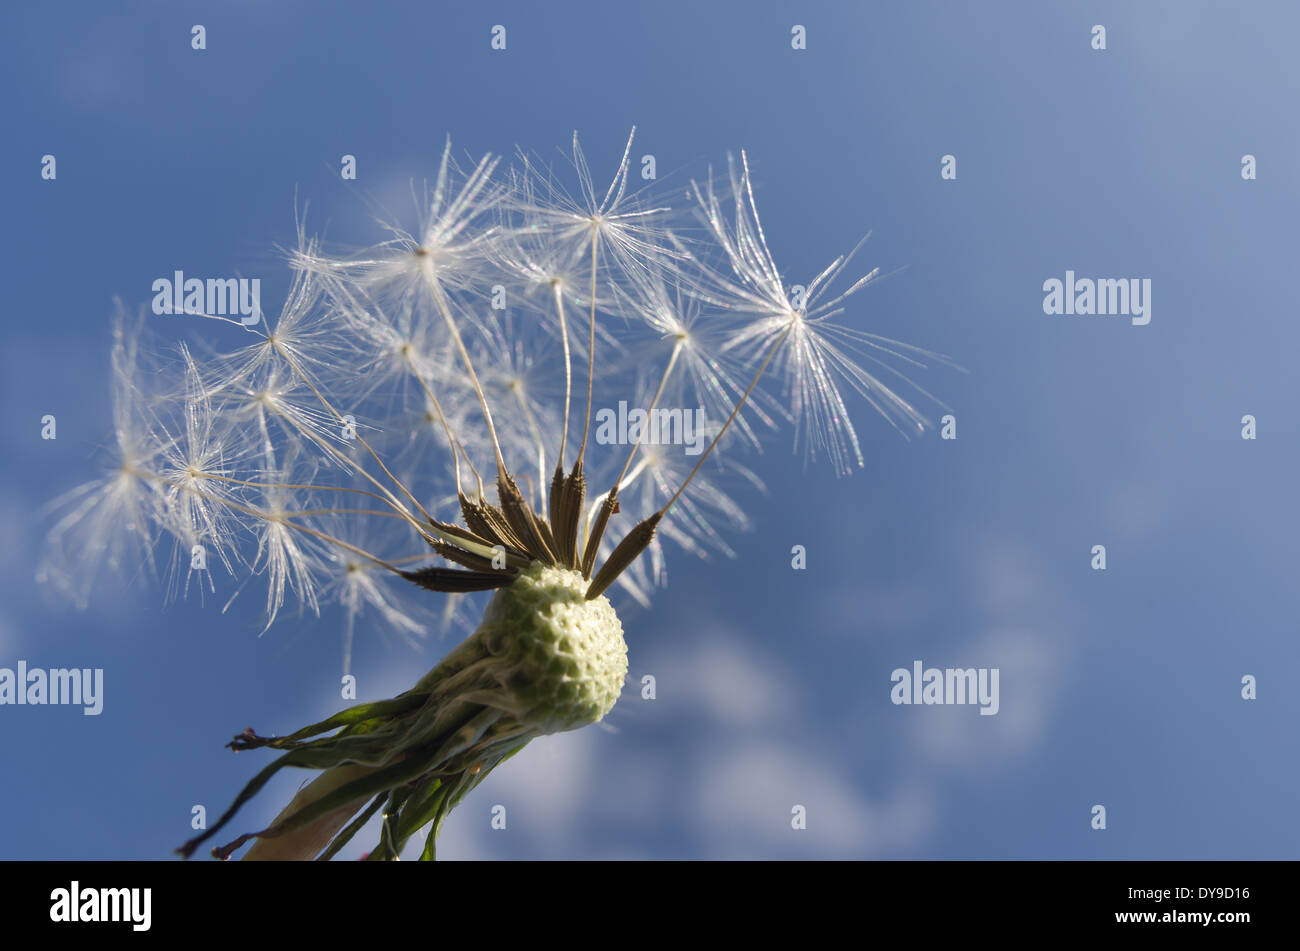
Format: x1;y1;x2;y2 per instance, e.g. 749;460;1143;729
580;490;618;579
548;462;586;569
548;464;567;557
401;566;516;593
426;517;495;552
535;510;559;563
458;492;528;556
497;472;557;564
585;512;662;600
428;539;499;574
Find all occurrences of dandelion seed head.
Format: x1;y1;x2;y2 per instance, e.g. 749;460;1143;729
41;131;952;661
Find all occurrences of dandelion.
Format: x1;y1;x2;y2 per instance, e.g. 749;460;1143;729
39;133;953;860
37;306;163;609
690;152;954;473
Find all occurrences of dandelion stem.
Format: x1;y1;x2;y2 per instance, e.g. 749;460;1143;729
658;319;795;518
403;352;464;497
552;282;573;469
613;338;682;490
128;468;406;576
200;474;403;510
277;508;415;520
271;342;436;528
509;382;549;514
576;230;599;467
576;336;683;577
422;269;509;479
582;456;648;542
256;342;504;563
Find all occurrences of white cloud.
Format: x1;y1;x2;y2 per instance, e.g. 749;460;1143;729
910;625;1066;765
642;626;796;728
690;745;934;858
909;536;1076;766
434;728;601;860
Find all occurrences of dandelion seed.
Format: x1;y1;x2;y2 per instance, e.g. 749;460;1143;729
299;141;504;302
511;128;679;280
611;261;779;453
690;152;952;474
236;456;323;633
38;306;164;607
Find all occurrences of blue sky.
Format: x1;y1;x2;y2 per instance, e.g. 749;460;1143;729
2;0;1298;859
